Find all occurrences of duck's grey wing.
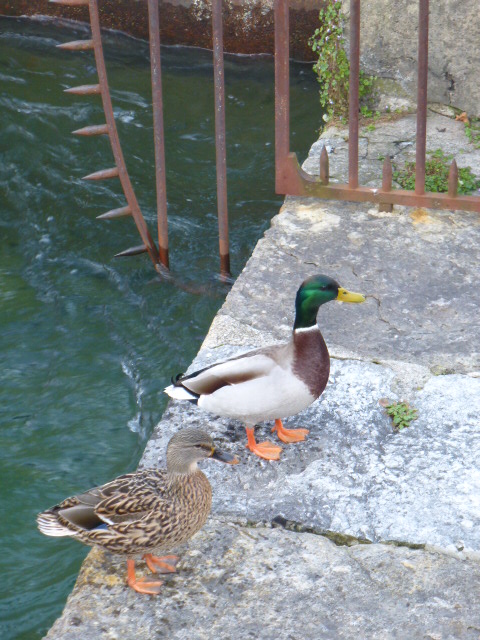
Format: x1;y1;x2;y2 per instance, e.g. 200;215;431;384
173;346;285;397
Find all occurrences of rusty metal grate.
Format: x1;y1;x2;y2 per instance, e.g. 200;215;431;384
51;0;231;279
274;0;480;214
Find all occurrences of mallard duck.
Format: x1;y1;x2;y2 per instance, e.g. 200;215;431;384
165;275;365;461
37;428;238;595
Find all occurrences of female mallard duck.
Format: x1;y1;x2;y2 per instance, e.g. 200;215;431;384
37;428;238;595
165;275;365;461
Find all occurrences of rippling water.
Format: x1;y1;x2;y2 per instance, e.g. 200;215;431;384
0;17;321;639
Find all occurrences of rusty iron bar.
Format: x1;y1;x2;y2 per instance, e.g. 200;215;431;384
319;146;329;184
212;0;231;280
147;0;169;269
448;160;458;197
275;153;480;212
50;0;89;5
87;0;160;266
379;156;393;212
415;0;429;195
348;0;360;189
274;0;290;194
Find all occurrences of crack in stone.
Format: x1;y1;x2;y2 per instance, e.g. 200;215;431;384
239;515;431;552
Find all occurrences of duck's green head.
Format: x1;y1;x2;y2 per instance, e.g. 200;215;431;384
294;274;365;330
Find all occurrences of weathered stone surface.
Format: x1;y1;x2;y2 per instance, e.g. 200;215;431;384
45;112;480;638
197;202;480;372
142;351;480;552
341;0;480;116
46;519;480;640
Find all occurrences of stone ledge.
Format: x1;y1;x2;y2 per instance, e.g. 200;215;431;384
46;518;480;640
44;110;480;637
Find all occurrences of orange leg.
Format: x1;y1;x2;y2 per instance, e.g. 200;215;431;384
271;418;309;443
144;554;179;574
126;558;163;595
245;426;282;461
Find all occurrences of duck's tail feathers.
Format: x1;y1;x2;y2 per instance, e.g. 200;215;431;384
37;512;79;537
164;383;199;403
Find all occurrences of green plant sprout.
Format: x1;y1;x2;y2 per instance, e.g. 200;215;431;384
465;118;480;149
385;402;418;432
393;149;480;195
309;1;375;121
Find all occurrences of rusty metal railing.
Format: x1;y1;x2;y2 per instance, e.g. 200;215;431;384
53;0;162;269
274;0;480;214
51;0;232;279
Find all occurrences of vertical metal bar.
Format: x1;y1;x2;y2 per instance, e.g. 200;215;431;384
415;0;429;195
88;0;160;267
348;0;360;189
274;0;290;192
448;159;458;197
319;146;329;184
212;0;231;280
379;155;393;212
147;0;169;269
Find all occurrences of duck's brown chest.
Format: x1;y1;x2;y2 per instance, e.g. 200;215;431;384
292;328;330;398
170;470;212;541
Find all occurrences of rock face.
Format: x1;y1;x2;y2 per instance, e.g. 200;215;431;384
46;520;480;640
44;111;480;638
0;0;319;60
4;2;479;112
341;0;480;116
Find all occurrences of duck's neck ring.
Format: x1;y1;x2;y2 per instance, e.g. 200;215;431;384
294;325;320;334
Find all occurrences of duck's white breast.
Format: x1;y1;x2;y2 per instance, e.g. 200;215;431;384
198;363;315;425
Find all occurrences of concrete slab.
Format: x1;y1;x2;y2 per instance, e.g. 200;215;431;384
45;111;480;638
142;348;480;552
45;519;480;640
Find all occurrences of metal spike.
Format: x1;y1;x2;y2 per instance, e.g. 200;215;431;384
97;206;132;220
114;245;148;258
57;40;94;51
382;156;393;191
379;156;393;212
65;84;101;95
319;146;329;184
72;124;109;136
49;0;89;5
83;167;119;181
448;159;458;197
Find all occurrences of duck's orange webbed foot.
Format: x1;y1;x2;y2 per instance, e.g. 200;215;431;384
127;559;163;595
245;427;282;461
144;554;179;574
272;419;309;443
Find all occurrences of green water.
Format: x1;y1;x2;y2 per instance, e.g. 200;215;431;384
0;17;321;639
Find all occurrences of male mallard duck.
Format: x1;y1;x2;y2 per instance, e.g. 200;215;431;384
37;428;238;595
165;275;365;461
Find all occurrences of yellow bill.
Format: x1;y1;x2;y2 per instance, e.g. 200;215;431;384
336;287;366;303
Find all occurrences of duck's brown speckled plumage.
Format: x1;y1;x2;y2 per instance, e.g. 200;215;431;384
37;429;236;563
39;468;212;557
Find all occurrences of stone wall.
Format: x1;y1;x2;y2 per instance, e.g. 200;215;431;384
341;0;480;117
0;0;321;60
